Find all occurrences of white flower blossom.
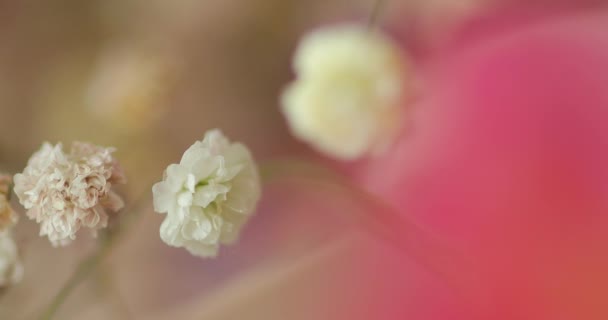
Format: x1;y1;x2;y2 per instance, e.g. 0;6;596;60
152;129;261;257
13;142;126;246
0;231;22;287
0;175;22;287
281;24;407;160
86;46;174;133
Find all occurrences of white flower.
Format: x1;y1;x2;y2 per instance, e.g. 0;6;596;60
0;231;23;287
86;46;174;133
0;175;21;287
13;142;126;246
152;129;261;257
281;24;407;160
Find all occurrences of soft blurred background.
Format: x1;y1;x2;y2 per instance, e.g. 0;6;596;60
1;0;608;319
0;1;471;319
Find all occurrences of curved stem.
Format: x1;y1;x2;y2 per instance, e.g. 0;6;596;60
38;250;105;320
96;262;134;319
37;192;150;320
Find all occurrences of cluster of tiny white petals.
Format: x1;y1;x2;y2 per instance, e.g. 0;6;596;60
152;129;261;257
281;24;407;160
13;142;126;246
0;230;23;287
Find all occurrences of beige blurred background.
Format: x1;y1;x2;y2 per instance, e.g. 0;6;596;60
0;0;486;319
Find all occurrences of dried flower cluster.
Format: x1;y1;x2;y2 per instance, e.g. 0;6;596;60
0;175;22;287
14;142;126;246
281;24;407;160
152;129;261;257
0;174;17;232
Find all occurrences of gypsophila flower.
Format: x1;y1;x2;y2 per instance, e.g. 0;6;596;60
0;231;22;287
13;142;126;246
86;46;174;133
152;129;261;257
281;24;407;160
0;174;17;231
0;232;21;289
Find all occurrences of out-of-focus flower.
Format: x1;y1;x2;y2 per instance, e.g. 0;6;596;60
359;10;608;319
0;231;22;287
281;24;407;160
14;142;126;246
86;46;175;133
0;175;17;232
153;129;261;257
0;174;21;288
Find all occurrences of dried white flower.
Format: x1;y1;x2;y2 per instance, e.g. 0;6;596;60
281;24;407;160
13;142;126;246
0;231;23;287
152;129;261;257
0;174;17;231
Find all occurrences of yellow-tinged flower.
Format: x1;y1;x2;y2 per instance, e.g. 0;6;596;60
152;129;261;257
86;47;174;133
281;24;407;160
0;175;17;232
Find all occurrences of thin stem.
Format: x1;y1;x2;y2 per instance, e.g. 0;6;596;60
367;0;387;30
37;192;150;320
38;250;104;320
96;265;134;319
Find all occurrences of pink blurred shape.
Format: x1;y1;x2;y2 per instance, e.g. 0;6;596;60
360;9;608;320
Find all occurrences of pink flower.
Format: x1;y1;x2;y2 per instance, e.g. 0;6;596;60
359;9;608;319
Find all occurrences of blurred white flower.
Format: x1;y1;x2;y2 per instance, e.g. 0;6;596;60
13;142;126;246
281;24;407;160
0;174;17;232
0;174;21;287
152;129;261;257
86;46;175;133
0;231;22;287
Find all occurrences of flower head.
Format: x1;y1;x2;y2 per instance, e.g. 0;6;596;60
359;10;608;318
152;129;261;257
0;175;17;231
0;231;22;287
86;47;174;133
13;142;126;246
281;24;407;160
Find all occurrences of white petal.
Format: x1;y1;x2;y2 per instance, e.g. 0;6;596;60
180;141;206;169
191;156;222;181
184;241;219;257
180;207;212;241
152;181;174;213
160;213;183;247
165;164;189;190
192;184;230;208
